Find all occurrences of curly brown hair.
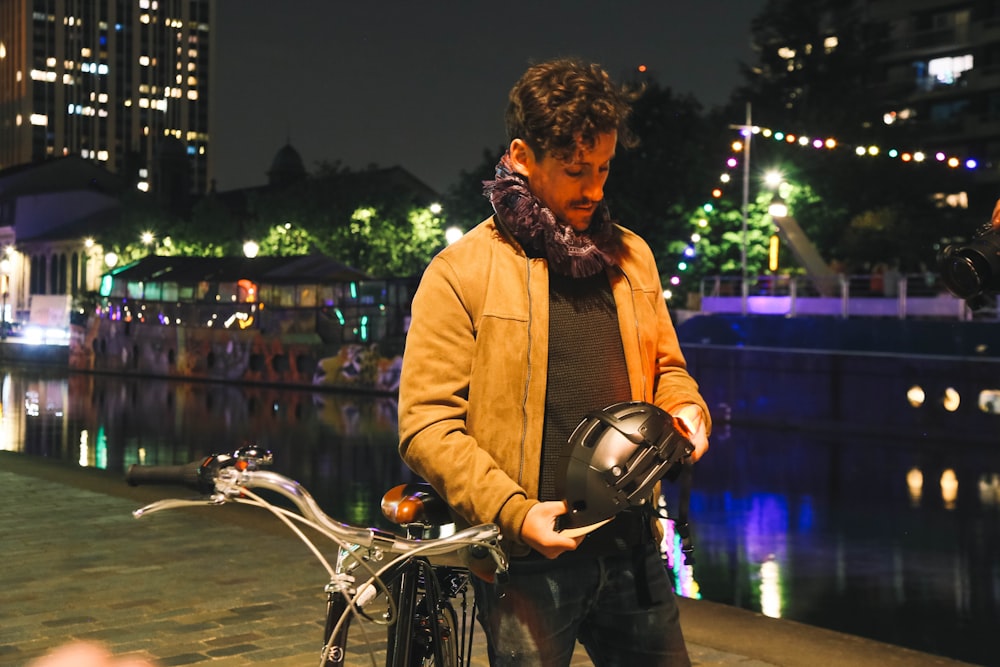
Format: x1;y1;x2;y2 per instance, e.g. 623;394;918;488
504;58;641;161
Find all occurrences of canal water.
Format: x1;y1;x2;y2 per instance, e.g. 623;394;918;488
1;357;997;665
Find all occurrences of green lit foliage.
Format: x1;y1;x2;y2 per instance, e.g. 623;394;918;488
664;194;776;304
241;182;323;256
773;178;846;268
105;191;237;262
101;192;176;263
234;184;446;277
399;207;447;272
111;160;449;277
327;205;445;277
286;163;447;276
256;221;315;256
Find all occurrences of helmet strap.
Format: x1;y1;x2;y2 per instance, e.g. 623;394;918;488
645;460;695;566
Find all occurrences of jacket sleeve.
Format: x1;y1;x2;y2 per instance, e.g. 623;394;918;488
638;239;713;434
397;253;536;542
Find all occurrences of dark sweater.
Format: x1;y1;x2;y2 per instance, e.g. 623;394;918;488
533;272;648;559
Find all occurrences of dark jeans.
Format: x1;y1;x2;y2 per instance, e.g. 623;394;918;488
471;542;691;667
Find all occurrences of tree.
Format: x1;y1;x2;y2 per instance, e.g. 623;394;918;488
102;192;185;264
444;147;505;232
606;80;718;256
324;205;445;277
256;221;315;256
724;0;979;275
665;194;779;306
153;161;450;276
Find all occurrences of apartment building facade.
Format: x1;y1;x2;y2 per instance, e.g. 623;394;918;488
866;0;1000;200
0;0;213;197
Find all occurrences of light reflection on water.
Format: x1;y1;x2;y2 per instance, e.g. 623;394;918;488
0;369;419;529
0;363;996;665
684;421;997;664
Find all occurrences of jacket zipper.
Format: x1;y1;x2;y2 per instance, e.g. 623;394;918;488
518;254;531;486
618;267;648;400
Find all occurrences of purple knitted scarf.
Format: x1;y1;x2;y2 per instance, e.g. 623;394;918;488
483;153;622;278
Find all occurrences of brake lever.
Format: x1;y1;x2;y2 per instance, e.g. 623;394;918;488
133;496;227;518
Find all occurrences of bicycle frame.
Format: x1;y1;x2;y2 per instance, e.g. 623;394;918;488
127;449;506;667
322;535;473;666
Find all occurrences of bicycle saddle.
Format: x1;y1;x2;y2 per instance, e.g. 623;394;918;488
381;482;454;526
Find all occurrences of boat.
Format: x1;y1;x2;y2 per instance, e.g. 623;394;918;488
70;255;417;393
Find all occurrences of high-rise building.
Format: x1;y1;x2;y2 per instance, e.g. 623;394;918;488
866;0;1000;203
0;0;213;197
750;0;1000;212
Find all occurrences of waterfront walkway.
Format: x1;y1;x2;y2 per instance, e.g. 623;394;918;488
1;452;977;667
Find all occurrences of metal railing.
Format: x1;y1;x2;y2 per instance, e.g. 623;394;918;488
695;274;997;320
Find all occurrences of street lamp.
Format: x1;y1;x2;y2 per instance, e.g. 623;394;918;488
764;170;784;189
1;255;10;341
729;102;753;312
767;194;788;218
740;104;751;301
140;231;156;256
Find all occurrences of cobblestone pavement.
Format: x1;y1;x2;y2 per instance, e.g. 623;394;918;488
0;453;976;667
0;459;588;667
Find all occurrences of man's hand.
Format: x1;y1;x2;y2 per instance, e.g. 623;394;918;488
673;404;709;462
519;500;584;559
992;198;1000;230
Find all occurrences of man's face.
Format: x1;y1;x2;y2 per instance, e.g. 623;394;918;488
521;131;616;232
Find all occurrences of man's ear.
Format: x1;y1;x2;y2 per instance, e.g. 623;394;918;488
508;138;533;179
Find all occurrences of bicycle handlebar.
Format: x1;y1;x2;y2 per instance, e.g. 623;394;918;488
126;455;508;575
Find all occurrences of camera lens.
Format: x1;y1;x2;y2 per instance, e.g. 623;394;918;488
937;228;1000;300
938;246;991;299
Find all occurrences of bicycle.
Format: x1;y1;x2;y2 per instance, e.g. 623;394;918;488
125;444;508;667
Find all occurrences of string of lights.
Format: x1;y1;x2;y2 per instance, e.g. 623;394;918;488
664;123;981;297
743;125;979;169
711;124;981;200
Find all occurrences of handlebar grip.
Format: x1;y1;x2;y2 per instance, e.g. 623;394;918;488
126;460;206;491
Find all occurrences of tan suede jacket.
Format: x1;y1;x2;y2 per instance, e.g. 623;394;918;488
398;216;710;555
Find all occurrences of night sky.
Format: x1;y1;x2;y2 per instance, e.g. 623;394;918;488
211;1;767;196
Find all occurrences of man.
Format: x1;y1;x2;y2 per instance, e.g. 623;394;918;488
398;58;711;666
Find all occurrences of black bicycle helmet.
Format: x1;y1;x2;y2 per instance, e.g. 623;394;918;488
555;401;694;531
